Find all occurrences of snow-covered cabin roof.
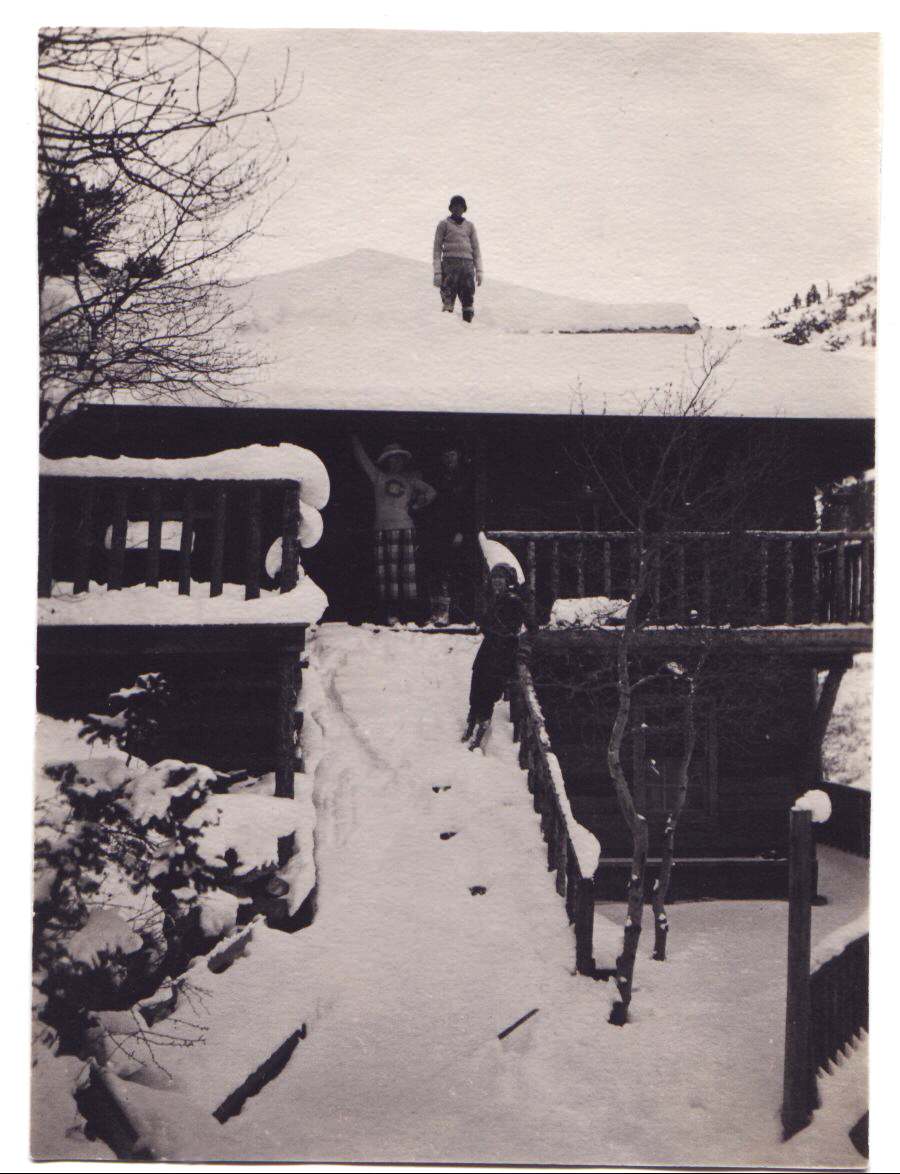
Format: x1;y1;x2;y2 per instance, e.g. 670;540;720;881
143;250;878;420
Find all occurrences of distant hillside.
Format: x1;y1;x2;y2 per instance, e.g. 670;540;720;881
763;277;877;351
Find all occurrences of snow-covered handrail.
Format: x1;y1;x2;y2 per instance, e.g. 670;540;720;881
485;528;873;627
509;660;599;976
39;445;330;508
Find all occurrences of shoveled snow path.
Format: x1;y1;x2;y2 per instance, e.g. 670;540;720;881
216;624;867;1167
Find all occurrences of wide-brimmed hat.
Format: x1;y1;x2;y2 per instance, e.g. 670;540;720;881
377;443;412;465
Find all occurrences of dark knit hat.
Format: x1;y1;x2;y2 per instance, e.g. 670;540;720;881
490;562;518;585
448;195;467;212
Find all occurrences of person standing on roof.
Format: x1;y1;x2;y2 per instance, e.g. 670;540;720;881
351;434;436;626
433;195;483;323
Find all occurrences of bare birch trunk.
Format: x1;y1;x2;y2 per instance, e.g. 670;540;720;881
607;590;649;1025
651;679;697;961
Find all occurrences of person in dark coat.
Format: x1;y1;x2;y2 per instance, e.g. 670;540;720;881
424;442;475;624
463;562;537;748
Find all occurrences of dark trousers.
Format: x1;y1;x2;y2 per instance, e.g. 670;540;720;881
468;637;515;723
440;258;476;318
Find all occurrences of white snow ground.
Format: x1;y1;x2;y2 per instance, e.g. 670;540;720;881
33;625;868;1165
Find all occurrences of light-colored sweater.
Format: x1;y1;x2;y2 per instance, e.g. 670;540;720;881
433;217;483;280
352;438;436;531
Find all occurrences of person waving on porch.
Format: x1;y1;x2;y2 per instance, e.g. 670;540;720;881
351;434;436;626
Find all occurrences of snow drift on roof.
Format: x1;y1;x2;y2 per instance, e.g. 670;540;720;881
102;250;875;420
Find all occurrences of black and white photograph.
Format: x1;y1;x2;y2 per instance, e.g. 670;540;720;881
28;22;879;1168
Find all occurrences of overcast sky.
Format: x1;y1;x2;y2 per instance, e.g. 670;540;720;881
225;29;881;325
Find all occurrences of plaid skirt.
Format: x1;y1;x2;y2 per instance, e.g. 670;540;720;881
375;528;417;601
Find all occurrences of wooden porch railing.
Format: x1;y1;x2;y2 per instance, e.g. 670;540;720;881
487;530;874;627
38;476;302;601
782;807;868;1139
508;660;599;976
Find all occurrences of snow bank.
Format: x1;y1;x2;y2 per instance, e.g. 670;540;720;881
37;576;328;626
185;792;302;878
68;908;144;967
549;595;630;628
477;532;525;584
40;443;331;510
793;789;833;824
811;913;868;973
822;653;872;789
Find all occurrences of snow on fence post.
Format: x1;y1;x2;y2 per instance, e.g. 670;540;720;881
782;806;817;1139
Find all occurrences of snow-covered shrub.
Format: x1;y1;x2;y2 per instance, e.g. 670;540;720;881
33;752;231;1053
79;672;170;764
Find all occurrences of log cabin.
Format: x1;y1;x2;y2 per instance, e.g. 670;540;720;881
38;250;874;895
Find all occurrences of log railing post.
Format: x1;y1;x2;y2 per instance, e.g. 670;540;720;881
146;484;162;588
573;876;595;976
602;538;612;597
177;483;195;596
38;479;56;598
782;807;816;1139
210;484;227;598
73;481;94;595
758;538;769;624
245;484;262;601
280;482;301;593
676;541;686;624
834;537;848;623
107;484;128;592
275;649;298;798
810;540;821;623
784;540;795;625
861;535;873;624
550;539;560;603
701;540;712;625
526;539;537;617
576;538;586;596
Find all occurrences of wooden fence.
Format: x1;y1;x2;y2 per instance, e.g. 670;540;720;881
38;475;302;600
508;660;597;976
782;808;868;1139
487;530;874;627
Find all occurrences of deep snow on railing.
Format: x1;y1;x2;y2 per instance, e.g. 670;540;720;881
509;660;599;976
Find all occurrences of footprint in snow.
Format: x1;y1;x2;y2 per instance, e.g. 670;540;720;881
439;831;457;840
469;885;487;896
432;785;451;793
